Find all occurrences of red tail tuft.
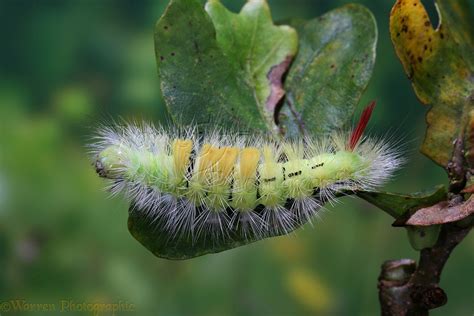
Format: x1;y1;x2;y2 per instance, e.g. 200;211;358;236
348;100;376;151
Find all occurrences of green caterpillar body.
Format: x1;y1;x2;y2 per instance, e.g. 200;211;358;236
99;143;366;209
92;123;400;240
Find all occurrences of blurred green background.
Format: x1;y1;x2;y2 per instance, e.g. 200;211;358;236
0;0;472;315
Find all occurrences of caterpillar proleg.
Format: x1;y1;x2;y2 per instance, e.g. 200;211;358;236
90;102;402;243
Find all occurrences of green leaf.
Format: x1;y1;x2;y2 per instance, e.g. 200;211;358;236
128;208;248;260
205;0;298;135
127;202;311;260
278;4;377;137
356;185;447;218
390;0;474;166
155;0;297;134
129;186;448;259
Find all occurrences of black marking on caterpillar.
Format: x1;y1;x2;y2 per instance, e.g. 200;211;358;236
255;169;261;200
288;170;302;178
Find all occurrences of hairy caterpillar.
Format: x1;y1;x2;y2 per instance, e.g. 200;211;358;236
90;102;402;243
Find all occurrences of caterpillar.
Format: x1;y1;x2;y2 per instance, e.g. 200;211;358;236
90;102;402;243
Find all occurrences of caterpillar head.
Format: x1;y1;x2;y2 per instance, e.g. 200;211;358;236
95;145;127;179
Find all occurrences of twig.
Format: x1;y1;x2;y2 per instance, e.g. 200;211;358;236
378;220;472;315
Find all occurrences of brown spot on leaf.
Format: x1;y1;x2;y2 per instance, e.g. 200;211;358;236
395;196;474;226
266;55;293;113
